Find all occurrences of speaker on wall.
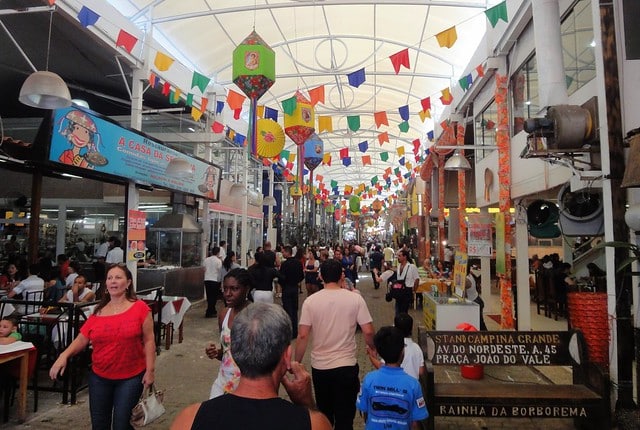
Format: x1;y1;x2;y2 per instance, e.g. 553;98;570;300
527;200;561;238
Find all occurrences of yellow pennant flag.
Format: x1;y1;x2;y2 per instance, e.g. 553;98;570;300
397;146;405;156
418;109;431;122
436;26;458;48
257;105;265;118
318;116;333;133
191;107;203;122
323;153;332;165
406;161;413;171
154;51;174;71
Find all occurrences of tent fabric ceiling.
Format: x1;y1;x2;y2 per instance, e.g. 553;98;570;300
2;0;491;203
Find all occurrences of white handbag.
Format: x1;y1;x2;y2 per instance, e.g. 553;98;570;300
130;384;165;427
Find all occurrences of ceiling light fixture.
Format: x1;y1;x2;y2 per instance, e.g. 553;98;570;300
443;151;472;171
17;10;72;109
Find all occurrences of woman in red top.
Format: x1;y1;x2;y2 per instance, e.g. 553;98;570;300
0;262;21;291
50;264;156;430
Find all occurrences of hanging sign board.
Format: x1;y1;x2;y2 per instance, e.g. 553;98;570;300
127;210;147;263
452;251;468;298
467;213;492;257
47;107;221;201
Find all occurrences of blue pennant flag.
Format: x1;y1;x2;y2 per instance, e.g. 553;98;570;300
358;141;369;153
264;106;278;121
342;157;352;167
216;101;225;114
347;68;366;88
427;130;434;141
234;133;246;146
78;6;100;27
398;105;410;121
398;156;405;166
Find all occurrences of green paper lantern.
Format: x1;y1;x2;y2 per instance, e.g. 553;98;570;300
232;31;275;100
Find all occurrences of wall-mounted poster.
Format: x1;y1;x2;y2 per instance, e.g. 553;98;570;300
48;107;221;201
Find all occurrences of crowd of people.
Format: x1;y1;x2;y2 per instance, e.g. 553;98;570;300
194;239;430;430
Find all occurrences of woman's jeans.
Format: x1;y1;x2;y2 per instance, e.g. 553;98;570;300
89;370;144;430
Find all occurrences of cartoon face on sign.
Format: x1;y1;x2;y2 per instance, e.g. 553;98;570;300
58;110;108;169
198;166;218;200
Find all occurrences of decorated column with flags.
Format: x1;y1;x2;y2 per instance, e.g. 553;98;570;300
304;134;323;228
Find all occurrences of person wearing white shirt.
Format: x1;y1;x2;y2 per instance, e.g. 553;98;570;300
218;240;227;261
95;238;110;259
204;246;223;318
6;263;45;315
105;238;124;264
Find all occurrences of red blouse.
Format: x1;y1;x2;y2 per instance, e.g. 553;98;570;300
80;299;150;379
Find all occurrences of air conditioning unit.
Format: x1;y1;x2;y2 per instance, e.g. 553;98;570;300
557;182;604;236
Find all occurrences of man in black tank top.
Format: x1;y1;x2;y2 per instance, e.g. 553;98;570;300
171;303;331;430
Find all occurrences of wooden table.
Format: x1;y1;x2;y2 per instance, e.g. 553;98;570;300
0;343;33;422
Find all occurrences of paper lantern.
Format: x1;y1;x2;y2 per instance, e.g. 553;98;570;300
303;133;323;171
290;183;303;200
349;196;361;214
232;31;275;100
256;119;285;158
284;91;315;145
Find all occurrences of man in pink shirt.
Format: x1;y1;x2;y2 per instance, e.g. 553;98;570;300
295;259;375;430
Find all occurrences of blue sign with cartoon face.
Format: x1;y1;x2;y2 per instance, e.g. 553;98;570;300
49;107;221;200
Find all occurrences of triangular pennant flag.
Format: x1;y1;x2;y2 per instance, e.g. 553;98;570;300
418;109;431;122
421;97;431;112
374;111;388;128
169;89;181;104
347;115;361;132
476;64;485;78
233;108;242;120
149;72;158;88
264;106;278;121
362;155;372;166
200;97;208;112
398;121;410;133
398;105;410;121
212;121;224;133
485;1;508;28
371;176;378;185
435;26;457;48
186;93;193;107
318;116;333;133
216;100;224;114
412;139;421;154
309;85;325;106
358;141;369;153
347;68;366;88
342;157;352;167
397;146;405;156
398;156;406;166
78;6;100;28
227;89;246;110
459;75;470;91
389;48;410;74
191;107;203;122
257;105;264;119
380;152;389;162
234;133;246;146
440;87;453;105
116;29;138;53
316;174;324;182
427;130;434;141
378;132;389;145
154;52;174;72
281;96;297;115
323;153;332;166
281;149;291;161
330;179;338;189
339;148;349;159
162;82;171;96
190;71;210;93
48;0;56;5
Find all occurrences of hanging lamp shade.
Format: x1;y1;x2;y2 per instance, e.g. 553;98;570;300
443;151;471;171
303;133;323;171
284;91;315;145
19;71;72;109
232;31;275;100
256;119;285;158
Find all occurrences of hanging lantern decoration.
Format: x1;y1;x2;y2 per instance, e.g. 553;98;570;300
284;91;315;145
290;183;303;201
233;31;276;156
349;195;361;215
255;119;285;158
303;133;324;171
372;198;383;213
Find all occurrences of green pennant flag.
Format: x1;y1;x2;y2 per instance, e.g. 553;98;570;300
459;76;470;91
347;115;361;132
169;90;179;104
330;179;338;188
398;121;410;133
280;149;291;161
394;167;400;175
485;1;508;28
191;71;211;93
380;152;389;161
282;96;297;116
186;93;194;107
371;176;378;185
565;75;574;88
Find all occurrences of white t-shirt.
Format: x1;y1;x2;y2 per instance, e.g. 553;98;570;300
65;273;79;288
379;337;424;380
105;246;124;264
63;288;93;303
299;288;373;370
204;255;222;282
95;242;109;258
397;263;420;288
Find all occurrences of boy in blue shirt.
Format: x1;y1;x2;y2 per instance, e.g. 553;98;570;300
356;326;428;429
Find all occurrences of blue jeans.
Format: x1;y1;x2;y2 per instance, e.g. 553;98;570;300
89;370;144;430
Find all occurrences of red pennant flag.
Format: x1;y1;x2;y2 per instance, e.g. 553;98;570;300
48;0;56;5
378;132;389;145
211;121;224;133
362;155;372;166
440;88;453;105
476;64;485;78
116;30;138;53
201;97;208;112
233;108;242;119
339;148;349;159
389;48;410;74
262;158;271;166
309;85;325;106
162;82;171;96
421;97;431;112
374;111;388;128
316;174;324;182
